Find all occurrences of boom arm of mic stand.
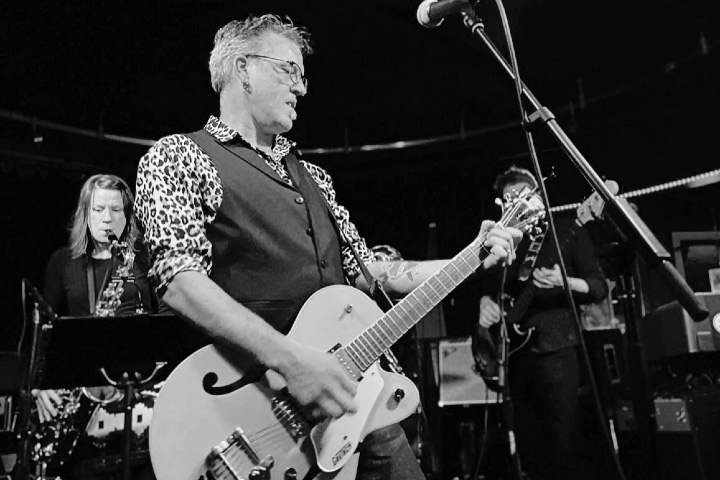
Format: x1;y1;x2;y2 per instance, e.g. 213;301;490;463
461;12;708;322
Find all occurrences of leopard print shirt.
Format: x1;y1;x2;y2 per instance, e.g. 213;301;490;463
135;116;375;295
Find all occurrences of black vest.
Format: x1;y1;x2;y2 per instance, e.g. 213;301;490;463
187;130;345;334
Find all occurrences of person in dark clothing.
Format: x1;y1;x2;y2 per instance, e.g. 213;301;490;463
35;174;158;480
478;166;608;480
135;14;522;480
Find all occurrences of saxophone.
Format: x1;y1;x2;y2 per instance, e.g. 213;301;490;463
95;237;136;317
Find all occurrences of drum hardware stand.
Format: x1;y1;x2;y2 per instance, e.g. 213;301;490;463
14;280;57;480
454;5;708;480
99;363;166;480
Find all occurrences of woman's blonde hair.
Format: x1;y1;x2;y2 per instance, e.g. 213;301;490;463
68;174;138;258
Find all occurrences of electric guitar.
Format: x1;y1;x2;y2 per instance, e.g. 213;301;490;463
148;188;545;480
472;181;618;392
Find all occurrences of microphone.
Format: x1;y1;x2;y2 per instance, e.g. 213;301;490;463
417;0;474;28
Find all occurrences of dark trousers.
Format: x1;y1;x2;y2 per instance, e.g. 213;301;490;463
355;424;425;480
509;346;580;480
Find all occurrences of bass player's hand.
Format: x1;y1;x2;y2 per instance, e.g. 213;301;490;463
281;342;359;421
478;295;502;328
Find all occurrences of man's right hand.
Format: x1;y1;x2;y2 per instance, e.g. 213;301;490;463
32;389;62;423
479;295;502;328
281;343;359;420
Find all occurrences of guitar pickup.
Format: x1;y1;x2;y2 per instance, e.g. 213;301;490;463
329;344;363;381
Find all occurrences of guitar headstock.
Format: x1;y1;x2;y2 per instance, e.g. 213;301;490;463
497;186;546;234
576;180;619;226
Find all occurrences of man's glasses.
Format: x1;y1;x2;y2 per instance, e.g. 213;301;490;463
247;54;308;89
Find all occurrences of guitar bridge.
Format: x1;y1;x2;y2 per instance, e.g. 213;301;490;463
207;427;268;480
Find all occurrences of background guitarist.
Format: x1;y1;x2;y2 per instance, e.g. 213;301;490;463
478;166;608;480
135;14;522;480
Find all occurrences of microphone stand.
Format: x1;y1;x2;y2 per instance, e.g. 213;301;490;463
495;271;523;480
459;7;708;480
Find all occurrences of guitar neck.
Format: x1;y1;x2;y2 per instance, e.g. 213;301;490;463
344;238;486;372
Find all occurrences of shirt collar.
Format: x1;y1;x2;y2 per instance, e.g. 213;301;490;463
204;116;295;164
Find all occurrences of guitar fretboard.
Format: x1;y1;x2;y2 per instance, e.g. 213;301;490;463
343;239;484;372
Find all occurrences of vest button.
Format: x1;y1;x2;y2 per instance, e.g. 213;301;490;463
306;228;313;236
320;260;327;268
295;196;305;204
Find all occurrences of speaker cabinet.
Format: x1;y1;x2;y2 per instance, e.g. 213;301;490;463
437;337;499;406
639;292;720;361
582;329;630;411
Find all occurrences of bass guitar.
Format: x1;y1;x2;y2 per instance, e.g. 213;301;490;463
472;181;617;392
148;187;545;480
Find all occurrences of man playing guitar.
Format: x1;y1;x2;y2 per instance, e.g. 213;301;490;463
478;166;608;480
136;14;523;480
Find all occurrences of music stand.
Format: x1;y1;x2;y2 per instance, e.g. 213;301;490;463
19;314;207;480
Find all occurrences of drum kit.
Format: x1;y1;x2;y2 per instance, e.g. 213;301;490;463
4;283;201;480
28;384;160;478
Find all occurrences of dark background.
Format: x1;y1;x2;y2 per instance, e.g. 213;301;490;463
2;0;720;351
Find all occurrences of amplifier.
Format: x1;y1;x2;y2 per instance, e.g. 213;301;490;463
639;292;720;361
437;337;499;407
654;392;720;480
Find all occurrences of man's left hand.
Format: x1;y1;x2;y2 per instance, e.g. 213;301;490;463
479;220;523;270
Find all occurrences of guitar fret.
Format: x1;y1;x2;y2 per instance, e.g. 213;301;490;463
437;268;458;289
393;304;414;329
353;343;371;371
457;254;475;271
367;326;384;352
375;320;396;346
406;292;426;318
416;287;436;311
447;261;464;277
411;290;431;315
345;343;364;370
379;316;402;340
345;344;365;368
354;338;373;366
360;332;383;359
386;309;410;337
427;276;447;297
422;282;441;305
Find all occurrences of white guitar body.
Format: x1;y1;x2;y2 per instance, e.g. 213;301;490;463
149;285;420;480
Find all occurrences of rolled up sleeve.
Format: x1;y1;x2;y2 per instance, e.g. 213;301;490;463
135;135;219;297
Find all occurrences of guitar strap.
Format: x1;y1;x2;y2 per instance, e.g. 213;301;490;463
284;153;395;313
517;224;547;282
